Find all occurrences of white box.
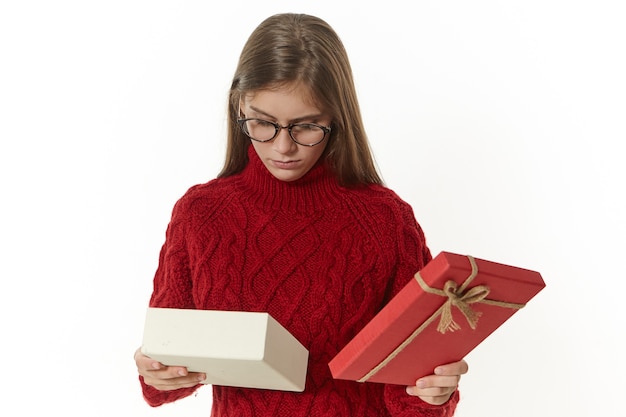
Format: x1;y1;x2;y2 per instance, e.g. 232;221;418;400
141;308;309;392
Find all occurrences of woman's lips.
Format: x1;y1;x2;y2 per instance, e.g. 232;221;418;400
272;159;300;169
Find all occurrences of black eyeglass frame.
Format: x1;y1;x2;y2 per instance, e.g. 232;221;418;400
237;118;331;147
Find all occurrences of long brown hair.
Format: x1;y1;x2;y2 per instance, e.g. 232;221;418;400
218;13;382;187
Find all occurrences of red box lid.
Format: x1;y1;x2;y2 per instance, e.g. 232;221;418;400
328;251;546;385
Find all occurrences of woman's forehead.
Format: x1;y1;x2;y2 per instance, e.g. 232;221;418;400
240;83;327;119
243;82;320;106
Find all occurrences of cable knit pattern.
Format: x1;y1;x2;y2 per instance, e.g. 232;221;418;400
140;146;459;416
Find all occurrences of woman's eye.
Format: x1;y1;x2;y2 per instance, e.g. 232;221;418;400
251;119;274;127
295;124;315;131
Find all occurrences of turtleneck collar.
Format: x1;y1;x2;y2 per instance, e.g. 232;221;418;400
233;145;345;214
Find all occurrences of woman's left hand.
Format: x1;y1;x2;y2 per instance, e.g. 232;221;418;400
405;360;469;405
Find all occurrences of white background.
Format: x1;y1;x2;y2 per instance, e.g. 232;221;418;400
1;1;624;416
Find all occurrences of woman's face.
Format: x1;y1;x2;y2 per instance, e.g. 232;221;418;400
240;84;331;182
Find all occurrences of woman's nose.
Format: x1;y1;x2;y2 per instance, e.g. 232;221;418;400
272;127;297;153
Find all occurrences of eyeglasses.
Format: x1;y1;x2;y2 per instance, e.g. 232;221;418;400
237;118;331;147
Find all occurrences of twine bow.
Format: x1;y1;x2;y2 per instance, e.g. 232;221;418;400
415;255;492;334
436;280;490;333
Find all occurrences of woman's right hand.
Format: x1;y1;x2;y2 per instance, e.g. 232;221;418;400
134;347;206;391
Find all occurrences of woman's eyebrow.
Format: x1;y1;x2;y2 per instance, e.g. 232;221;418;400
248;105;324;123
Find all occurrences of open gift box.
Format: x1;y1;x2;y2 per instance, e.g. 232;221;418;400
142;308;309;392
329;251;545;385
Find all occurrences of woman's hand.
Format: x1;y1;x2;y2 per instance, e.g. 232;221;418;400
405;360;468;405
134;347;206;391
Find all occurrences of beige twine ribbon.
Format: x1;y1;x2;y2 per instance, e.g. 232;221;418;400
357;255;526;382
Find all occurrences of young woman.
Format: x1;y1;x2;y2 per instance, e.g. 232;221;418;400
134;13;468;417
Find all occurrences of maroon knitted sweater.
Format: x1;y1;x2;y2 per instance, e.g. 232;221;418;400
140;146;459;416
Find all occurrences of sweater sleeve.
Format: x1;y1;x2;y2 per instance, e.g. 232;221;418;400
382;198;460;416
384;196;432;301
149;195;196;309
385;387;460;417
140;194;201;406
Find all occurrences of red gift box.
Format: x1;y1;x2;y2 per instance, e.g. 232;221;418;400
328;251;546;385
